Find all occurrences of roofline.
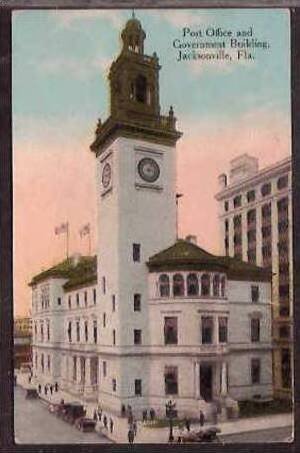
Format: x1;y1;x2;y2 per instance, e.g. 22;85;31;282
215;155;291;200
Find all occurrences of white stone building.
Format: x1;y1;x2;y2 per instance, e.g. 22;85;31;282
215;154;292;399
31;17;273;419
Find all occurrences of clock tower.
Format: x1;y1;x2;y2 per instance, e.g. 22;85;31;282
90;16;182;414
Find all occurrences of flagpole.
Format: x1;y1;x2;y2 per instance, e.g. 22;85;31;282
176;194;183;240
88;230;91;256
66;222;69;259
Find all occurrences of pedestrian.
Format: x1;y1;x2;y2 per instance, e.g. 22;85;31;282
128;428;134;444
177;436;182;443
149;408;155;421
185;418;190;432
133;420;137;436
98;408;102;421
38;384;41;393
142;409;147;422
109;418;114;433
54;382;58;392
103;415;108;429
93;409;98;421
49;384;53;395
199;410;205;427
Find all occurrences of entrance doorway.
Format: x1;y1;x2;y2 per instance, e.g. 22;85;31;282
200;364;213;402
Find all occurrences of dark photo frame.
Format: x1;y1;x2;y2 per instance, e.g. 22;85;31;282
0;1;299;452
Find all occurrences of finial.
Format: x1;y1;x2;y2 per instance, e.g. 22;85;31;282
169;105;174;117
132;9;135;19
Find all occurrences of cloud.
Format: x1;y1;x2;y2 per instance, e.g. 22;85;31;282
50;9;125;30
37;55;112;80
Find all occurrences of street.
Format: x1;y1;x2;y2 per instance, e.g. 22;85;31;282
14;386;111;444
220;426;293;443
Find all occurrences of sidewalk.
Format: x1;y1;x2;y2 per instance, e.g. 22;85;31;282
16;371;293;444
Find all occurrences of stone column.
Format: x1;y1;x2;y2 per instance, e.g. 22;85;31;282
214;316;219;345
241;210;248;262
195;362;200;399
256;205;262;266
228;215;234;257
220;361;228;397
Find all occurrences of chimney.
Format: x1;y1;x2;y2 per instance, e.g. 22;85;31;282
185;235;197;245
71;253;81;267
218;173;227;189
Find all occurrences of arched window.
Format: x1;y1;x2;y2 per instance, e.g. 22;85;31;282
213;274;220;297
201;274;210;296
187;273;199;296
135;75;147;103
220;276;226;297
173;274;184;297
159;274;170;297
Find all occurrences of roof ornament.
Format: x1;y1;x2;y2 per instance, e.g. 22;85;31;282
132;9;135;19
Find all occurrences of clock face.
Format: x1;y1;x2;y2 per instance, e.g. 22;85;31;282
102;163;112;188
138;158;160;183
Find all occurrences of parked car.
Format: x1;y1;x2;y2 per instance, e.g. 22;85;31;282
75;417;97;432
181;427;221;443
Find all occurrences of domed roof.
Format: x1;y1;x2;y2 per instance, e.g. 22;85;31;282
124;17;143;30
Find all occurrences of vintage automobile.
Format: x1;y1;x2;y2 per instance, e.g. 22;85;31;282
62;402;86;424
75;417;97;432
181;427;221;443
25;388;38;399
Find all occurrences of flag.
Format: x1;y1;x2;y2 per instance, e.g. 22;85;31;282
79;223;90;238
55;222;68;235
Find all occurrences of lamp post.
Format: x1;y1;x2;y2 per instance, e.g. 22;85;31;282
165;399;176;443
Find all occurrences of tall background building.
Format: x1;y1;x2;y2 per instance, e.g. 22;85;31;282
215;154;292;399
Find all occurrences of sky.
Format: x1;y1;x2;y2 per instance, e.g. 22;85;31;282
12;9;291;316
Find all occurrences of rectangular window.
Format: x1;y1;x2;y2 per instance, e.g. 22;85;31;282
251;358;261;384
47;322;50;341
103;312;106;328
112;378;116;392
73;356;77;381
84;320;88;342
84;291;87;306
113;329;116;345
103;361;107;377
218;317;228;343
133;243;141;262
251;285;259;303
251;318;260;342
247;190;256;203
277;175;288;190
202;316;213;344
164;317;178;345
57;297;61;306
164;366;178;395
134;329;142;345
93;320;97;344
135;379;142;396
68;296;71;309
224;200;229;212
76;293;80;307
102;276;106;294
47;355;51;371
93;288;96;305
225;219;229;232
76;321;80;342
233;195;242;208
67;321;72;343
134;293;141;311
281;348;291;388
112;295;116;312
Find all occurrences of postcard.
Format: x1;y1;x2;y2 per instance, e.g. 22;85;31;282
12;7;293;444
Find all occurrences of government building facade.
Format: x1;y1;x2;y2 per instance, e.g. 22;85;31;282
31;17;273;420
